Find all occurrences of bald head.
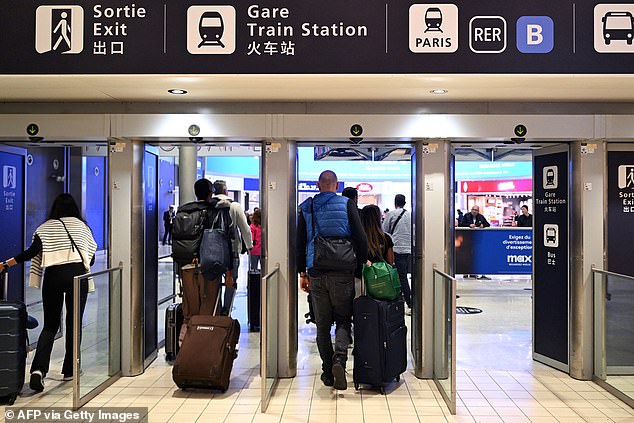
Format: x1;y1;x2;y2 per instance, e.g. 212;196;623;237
317;170;338;193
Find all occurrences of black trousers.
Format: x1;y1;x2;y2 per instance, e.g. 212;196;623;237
31;263;88;377
162;224;173;244
309;271;354;373
394;253;412;308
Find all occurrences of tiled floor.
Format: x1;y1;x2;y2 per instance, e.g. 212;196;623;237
3;274;633;423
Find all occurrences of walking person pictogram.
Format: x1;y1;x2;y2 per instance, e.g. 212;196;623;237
53;11;72;51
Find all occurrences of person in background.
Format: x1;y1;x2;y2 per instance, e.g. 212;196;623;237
459;205;490;228
459;205;491;279
162;205;175;245
342;187;361;215
249;209;262;271
457;209;464;225
297;170;368;391
0;193;97;392
212;180;253;315
514;205;533;227
382;194;413;315
361;205;395;266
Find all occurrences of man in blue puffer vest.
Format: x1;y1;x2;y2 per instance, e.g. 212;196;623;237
297;170;368;390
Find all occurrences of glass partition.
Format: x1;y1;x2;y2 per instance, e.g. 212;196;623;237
433;269;456;415
73;266;122;410
593;268;634;408
157;255;178;346
261;265;280;413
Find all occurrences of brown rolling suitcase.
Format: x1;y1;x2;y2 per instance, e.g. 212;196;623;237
172;281;240;392
178;265;220;343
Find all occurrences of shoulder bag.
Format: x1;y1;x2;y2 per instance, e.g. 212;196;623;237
310;198;356;272
58;219;95;293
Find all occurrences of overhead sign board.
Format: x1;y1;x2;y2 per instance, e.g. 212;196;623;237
1;1;633;74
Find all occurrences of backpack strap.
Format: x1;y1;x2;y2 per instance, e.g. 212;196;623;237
389;209;406;234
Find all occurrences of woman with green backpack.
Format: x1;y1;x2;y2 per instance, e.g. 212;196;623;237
360;205;402;304
361;205;395;266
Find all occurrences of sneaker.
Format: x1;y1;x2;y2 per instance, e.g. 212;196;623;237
320;372;334;387
405;307;412;316
29;370;45;392
332;360;347;391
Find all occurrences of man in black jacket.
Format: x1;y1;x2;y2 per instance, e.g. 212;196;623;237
515;205;533;227
162;205;175;245
459;205;490;228
297;170;368;390
459;205;490;279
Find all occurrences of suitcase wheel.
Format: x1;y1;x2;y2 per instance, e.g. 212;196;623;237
354;383;359;391
396;375;400;383
9;393;18;405
165;353;175;362
379;386;386;395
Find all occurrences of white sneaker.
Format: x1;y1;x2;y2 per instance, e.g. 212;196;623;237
405;307;412;316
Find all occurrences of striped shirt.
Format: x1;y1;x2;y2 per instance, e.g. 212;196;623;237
29;217;97;288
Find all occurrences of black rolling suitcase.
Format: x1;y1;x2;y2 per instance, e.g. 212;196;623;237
247;270;261;331
165;303;184;362
352;295;407;394
0;270;28;405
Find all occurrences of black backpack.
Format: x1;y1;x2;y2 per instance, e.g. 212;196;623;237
199;199;234;280
171;201;211;266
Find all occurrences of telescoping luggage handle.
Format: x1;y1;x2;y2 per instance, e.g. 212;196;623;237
213;276;236;317
1;268;7;301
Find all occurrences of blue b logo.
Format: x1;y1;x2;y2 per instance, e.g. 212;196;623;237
517;16;554;53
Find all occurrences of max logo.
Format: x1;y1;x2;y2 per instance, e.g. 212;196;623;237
507;255;532;263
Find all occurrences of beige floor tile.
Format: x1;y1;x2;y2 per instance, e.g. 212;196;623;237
497;417;530;423
231;403;261;414
416;406;446;416
466;406;498;416
251;413;283;423
283;405;311;415
307;415;336;423
524;418;558;423
167;412;201;423
492;407;524;416
195;413;230;423
280;415;309;423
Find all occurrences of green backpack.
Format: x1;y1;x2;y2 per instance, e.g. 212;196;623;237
362;261;401;301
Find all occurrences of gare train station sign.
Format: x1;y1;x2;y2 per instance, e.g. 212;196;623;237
1;1;634;74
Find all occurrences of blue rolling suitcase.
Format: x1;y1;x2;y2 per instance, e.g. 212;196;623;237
352;295;407;394
0;270;28;405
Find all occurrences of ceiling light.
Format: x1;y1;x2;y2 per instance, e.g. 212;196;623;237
168;89;188;95
430;89;448;94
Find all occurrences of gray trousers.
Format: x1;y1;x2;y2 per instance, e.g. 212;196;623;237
309;271;355;373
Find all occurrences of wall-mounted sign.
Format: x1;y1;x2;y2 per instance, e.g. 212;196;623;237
533;148;569;367
514;124;527;137
356;182;373;192
350;124;363;137
298;180;344;193
188;125;201;136
26;123;39;136
459;178;532;193
607;151;634;276
455;228;532;275
1;1;633;74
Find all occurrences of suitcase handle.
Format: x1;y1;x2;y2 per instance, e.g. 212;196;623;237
213;275;237;317
1;268;7;301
